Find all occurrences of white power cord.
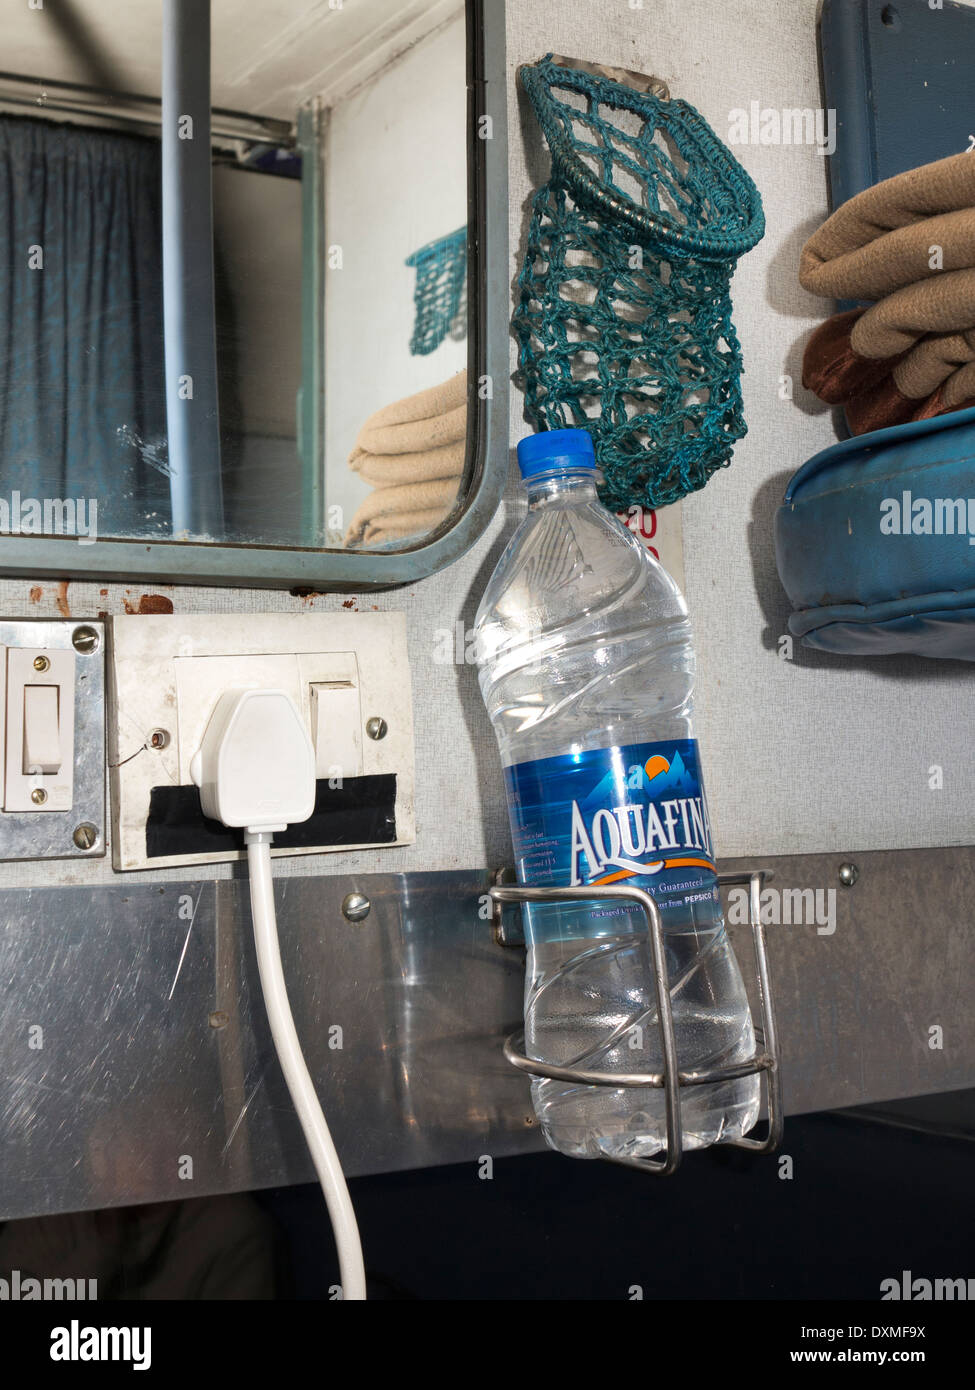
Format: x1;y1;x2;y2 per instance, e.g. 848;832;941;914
246;829;366;1300
192;688;366;1301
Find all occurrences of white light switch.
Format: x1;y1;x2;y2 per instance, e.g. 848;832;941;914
23;685;61;775
4;647;76;812
310;679;362;780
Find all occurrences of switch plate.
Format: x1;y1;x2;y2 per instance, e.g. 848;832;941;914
108;613;414;871
4;647;75;811
0;620;105;861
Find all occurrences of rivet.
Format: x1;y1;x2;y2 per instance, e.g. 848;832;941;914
209;1011;229;1030
149;728;171;750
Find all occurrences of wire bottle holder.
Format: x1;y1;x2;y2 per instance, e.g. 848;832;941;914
490;869;782;1176
513;55;765;511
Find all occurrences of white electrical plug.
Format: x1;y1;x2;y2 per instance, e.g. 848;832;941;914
189;685;366;1299
190;688;315;833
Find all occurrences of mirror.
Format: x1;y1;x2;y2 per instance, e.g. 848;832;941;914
0;0;478;562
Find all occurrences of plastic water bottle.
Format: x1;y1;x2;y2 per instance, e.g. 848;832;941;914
474;429;760;1161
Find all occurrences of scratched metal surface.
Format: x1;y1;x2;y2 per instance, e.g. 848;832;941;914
0;855;973;1220
0;872;534;1220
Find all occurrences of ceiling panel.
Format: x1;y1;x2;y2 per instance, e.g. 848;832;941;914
0;0;463;118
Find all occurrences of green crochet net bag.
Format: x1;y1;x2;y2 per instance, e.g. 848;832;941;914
514;57;765;511
406;225;467;356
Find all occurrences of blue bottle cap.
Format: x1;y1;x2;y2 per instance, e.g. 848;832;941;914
516;428;596;479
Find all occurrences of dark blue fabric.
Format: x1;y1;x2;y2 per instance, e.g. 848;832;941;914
774;407;975;660
0;115;170;535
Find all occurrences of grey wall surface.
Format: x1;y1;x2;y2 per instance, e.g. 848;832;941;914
0;0;972;890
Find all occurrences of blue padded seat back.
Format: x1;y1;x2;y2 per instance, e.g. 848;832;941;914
774;405;975;659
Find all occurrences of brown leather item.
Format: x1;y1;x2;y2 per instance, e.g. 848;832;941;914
802;308;895;404
843;378;929;436
846;383;975;436
803;312;975;434
803;312;975;432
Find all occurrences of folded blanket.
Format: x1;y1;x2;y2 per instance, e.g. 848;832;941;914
358;510;449;545
354;371;467;456
349;438;466;488
344;371;468;547
800;154;975;434
344;476;459;548
800;153;975;297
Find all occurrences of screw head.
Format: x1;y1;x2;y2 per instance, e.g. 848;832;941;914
838;861;859;888
31;787;48;805
341;891;371;923
72;625;100;655
72;822;98;850
365;716;388;741
33;655;50;672
149;728;170;750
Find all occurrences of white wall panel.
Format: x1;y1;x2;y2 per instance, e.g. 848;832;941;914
0;0;971;887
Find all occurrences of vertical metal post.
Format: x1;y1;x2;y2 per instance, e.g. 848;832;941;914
161;0;224;538
297;102;324;547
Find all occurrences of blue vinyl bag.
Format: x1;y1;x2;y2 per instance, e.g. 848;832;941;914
774;405;975;660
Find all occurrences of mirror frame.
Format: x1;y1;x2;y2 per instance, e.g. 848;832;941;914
0;0;507;592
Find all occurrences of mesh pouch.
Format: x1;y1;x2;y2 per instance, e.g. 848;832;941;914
514;57;765;510
405;225;467;356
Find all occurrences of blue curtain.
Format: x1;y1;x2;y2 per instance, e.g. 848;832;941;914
0;115;170;536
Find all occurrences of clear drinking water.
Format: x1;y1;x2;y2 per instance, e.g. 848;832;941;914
474;429;760;1161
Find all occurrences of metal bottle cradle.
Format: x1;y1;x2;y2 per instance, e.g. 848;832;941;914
490;870;782;1176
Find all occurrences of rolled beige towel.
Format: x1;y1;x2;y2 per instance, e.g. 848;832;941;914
799;152;975;301
895;327;975;403
799;154;975;434
354;371;467;458
344;370;468;547
344;476;459;547
360;510;449;546
349;438;466;488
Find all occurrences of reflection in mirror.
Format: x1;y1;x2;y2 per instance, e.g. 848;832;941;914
0;0;469;553
323;14;468;551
